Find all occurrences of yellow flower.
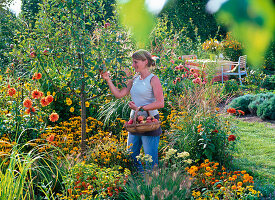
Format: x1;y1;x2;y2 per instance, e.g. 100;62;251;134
47;91;51;96
85;101;90;107
52;92;56;96
66;98;72;106
70;107;75;112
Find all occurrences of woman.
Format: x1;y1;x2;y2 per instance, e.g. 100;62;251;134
101;49;164;171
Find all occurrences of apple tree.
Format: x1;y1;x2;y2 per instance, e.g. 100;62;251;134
11;0;134;153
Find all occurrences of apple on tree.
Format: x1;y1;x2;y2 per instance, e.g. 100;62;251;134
43;49;49;56
30;51;36;58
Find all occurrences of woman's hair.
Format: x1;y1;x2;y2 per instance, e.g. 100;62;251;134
132;49;155;67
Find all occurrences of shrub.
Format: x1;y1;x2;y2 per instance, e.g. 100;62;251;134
248;93;274;114
228;94;254;114
262;75;275;91
256;96;275;120
168;111;238;166
222;79;241;96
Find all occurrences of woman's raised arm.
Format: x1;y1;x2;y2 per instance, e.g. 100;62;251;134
101;71;133;99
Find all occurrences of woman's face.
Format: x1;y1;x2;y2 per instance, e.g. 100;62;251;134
132;58;148;72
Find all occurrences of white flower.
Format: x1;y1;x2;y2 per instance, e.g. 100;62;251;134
177;151;190;158
184;159;193;164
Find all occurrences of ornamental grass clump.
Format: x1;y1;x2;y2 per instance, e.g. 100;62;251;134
186;159;262;199
122;167;192;200
0;141;65;200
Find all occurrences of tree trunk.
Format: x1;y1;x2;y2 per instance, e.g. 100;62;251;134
80;89;87;155
79;52;87;155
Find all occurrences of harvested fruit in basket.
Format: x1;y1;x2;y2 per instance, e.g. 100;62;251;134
126;115;158;125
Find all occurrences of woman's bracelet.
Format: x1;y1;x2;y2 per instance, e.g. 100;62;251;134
139;106;144;112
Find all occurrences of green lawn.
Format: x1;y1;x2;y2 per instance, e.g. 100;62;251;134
232;119;275;198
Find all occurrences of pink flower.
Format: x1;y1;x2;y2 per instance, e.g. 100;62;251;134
170;59;175;64
192;77;202;84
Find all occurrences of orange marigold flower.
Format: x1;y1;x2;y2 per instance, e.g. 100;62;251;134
232;185;237;190
40;97;49;107
237;182;243;187
49;112;59;122
32;89;42;99
8;88;16;96
46;95;53;103
228;134;236;141
46;134;55;142
227;108;236;114
241;170;246;174
23;98;33;108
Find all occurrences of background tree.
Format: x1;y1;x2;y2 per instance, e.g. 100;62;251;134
20;0;42;28
0;8;21;68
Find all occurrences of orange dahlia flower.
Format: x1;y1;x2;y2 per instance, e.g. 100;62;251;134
26;107;35;114
228;134;236;141
237;110;245;115
23;98;33;108
49;112;59;122
8;88;16;96
46;95;53;103
32;72;42;80
227;108;236;114
32;90;42;99
40;97;49;107
46;134;55;142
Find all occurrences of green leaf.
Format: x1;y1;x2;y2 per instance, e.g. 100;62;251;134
217;0;275;66
117;0;156;48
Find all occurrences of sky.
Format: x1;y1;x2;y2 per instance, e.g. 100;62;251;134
8;0;168;16
8;0;21;16
8;0;228;16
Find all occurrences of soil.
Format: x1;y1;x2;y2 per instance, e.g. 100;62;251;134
237;114;275;129
218;103;275;129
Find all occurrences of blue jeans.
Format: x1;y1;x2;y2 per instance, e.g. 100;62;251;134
127;133;160;172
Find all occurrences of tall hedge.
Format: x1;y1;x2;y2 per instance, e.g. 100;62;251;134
160;0;227;41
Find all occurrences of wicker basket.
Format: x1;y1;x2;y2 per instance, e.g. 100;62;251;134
124;107;161;133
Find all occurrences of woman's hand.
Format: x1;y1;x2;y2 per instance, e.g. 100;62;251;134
100;70;110;81
128;101;138;111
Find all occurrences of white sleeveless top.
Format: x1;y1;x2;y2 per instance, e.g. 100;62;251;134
130;73;159;118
